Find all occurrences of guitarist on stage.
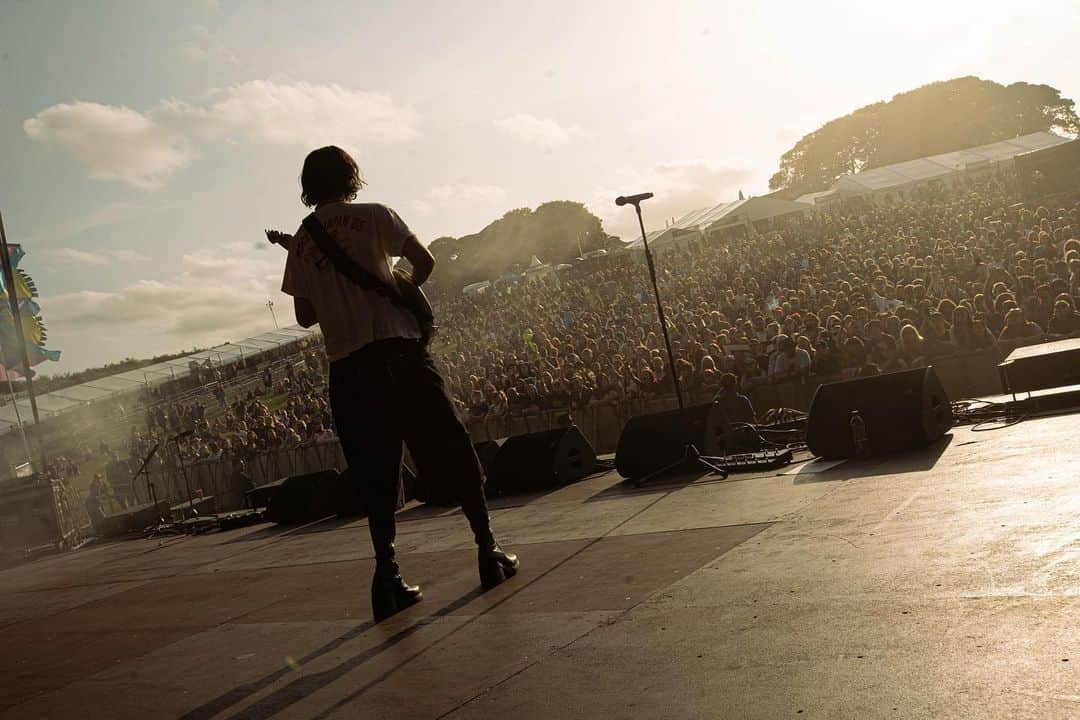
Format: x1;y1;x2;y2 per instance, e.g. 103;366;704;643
277;145;518;621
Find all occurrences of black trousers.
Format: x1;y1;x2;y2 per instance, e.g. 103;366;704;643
329;339;493;569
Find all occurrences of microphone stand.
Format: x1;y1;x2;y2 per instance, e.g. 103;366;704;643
146;431;210;538
168;432;198;520
619;194;728;486
130;443;166;523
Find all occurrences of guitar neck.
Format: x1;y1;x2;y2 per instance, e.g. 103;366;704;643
266;230;292;250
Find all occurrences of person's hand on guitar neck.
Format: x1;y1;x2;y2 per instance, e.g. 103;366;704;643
265;223;435;339
265;228;432;288
264;229;292;250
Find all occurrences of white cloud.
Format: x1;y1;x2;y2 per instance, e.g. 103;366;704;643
24;102;192;189
41;243;285;349
28;201;150;244
108;249;151;263
592;161;756;239
176;80;419;146
180;25;238;65
411;183;507;216
45;248;104;265
181;44;210;63
45;248;152;265
494;113;578;149
24;81;419;189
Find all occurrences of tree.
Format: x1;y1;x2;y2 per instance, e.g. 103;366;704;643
768;77;1079;192
421;201;607;296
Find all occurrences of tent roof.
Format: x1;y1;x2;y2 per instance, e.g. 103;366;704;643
625;228;669;251
836;157;955;192
663;196;810;234
796;189;840;205
671;201;741;229
0;324;321;436
462;281;491;293
523;255;549;273
715;197;811;225
832;132;1071;194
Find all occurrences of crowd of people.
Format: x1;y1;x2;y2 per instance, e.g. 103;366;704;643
123;349;332;471
434;177;1080;418
104;173;1080;470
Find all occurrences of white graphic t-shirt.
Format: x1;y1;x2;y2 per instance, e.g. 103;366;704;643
281;202;422;360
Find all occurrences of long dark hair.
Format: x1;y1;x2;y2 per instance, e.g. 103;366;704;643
300;146;365;207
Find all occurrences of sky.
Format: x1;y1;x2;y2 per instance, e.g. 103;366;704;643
1;0;1078;375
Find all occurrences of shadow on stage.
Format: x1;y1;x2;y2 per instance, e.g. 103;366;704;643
177;586;487;720
791;433;954;485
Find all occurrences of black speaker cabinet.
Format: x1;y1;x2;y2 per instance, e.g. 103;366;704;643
999;337;1080;394
487;426;596;495
246;477;284;510
97;501;172;538
0;481;62;551
263;469;359;524
615;403;715;479
806;366;953;460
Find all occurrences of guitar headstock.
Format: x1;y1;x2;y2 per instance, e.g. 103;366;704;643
264;229;292;249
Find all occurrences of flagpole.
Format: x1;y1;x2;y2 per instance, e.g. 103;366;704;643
6;373;31;468
0;211;45;472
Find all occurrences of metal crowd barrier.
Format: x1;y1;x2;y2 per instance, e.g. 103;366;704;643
134;341;1047;514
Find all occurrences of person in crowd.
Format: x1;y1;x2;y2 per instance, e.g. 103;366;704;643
921;312;956;358
84;483;105;530
769;335;811;383
1047;298;1080;337
950;305;996;351
87;472;113;519
897;325;926;367
998;307;1044;342
841;336;868;377
712;372;757;454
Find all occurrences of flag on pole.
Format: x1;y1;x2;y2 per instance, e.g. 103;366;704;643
0;244;60;372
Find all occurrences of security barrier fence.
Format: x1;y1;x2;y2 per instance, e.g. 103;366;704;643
131;342;1034;514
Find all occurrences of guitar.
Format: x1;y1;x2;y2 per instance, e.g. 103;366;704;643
265;229;436;345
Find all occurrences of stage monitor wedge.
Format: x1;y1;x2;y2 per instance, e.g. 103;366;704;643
615;403;714;479
487;426;596;496
263;469;362;524
806;366;953;460
999;337;1080;394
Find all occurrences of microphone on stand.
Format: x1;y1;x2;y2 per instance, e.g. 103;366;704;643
615;192;654;207
615;188;728;484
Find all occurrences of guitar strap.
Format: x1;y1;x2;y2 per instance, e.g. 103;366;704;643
301;212;410;313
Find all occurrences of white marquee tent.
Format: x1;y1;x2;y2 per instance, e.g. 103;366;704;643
0;325;320;435
521;255;556;283
799;132;1072;204
625;196;811;253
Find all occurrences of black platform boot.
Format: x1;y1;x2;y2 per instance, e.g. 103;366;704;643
478;543;520;590
371;563;423;622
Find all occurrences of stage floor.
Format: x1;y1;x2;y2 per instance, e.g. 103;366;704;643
1;414;1077;719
